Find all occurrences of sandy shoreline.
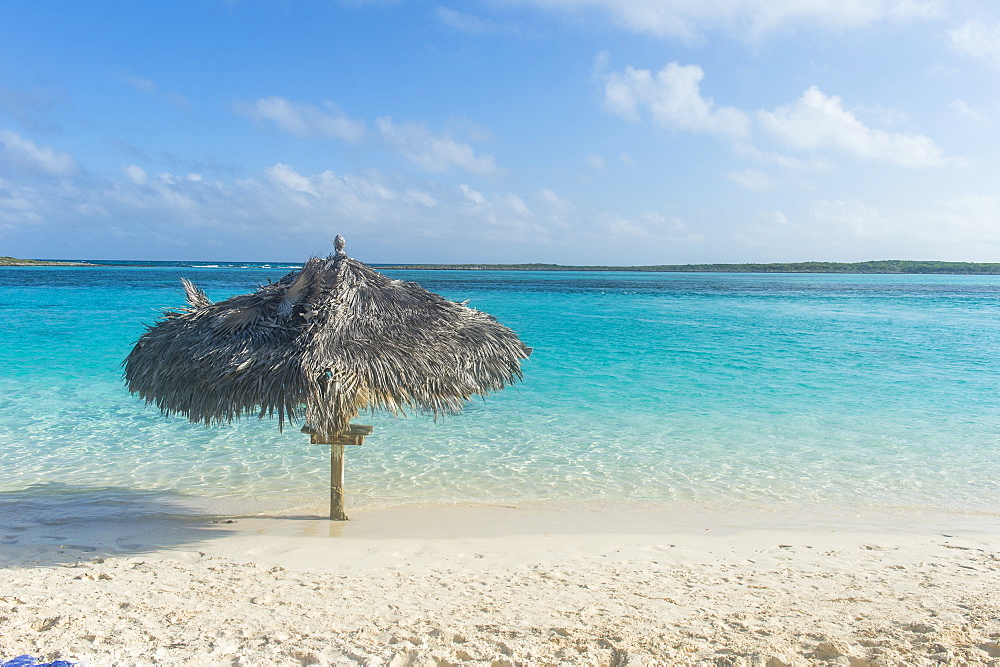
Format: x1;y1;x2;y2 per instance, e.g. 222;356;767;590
2;504;999;666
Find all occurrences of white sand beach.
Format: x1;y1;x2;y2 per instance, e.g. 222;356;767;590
2;503;999;666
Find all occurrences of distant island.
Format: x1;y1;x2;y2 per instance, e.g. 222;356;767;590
376;260;1000;274
0;256;97;267
3;256;999;274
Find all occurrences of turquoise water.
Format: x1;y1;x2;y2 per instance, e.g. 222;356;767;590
2;266;999;518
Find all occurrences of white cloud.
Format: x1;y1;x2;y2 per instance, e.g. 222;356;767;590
435;7;522;35
122;164;147;184
377;117;501;175
727;168;774;192
757;86;947;167
236;97;500;175
0;153;577;257
119;73;157;95
603;62;750;139
505;193;531;216
7;150;1000;264
458;183;486;204
255;163;403;224
603;210;700;243
805;196;1000;249
0;176;44;226
809;198;884;237
744;196;1000;258
0;130;78;176
760;210;790;227
538;188;571;211
950;99;991;123
949;19;1000;68
737;144;830;172
910;194;1000;245
265;163;314;194
519;0;941;40
585;154;605;169
118;72;190;109
236;97;366;142
404;189;437;207
102;163;551;247
601;61;949;168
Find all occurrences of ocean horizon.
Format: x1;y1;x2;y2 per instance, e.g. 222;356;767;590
2;263;999;523
14;257;1000;274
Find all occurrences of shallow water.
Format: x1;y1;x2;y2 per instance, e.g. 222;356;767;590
2;265;999;519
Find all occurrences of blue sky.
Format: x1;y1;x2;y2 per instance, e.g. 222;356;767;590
2;0;1000;264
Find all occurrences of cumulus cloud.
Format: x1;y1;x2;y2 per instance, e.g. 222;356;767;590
118;72;190;109
603;62;750;139
601;61;948;168
808;198;885;237
519;0;941;40
377;117;501;175
2;153;682;262
236;97;366;142
0;177;45;227
458;183;486;204
6;149;1000;264
538;188;572;211
805;196;1000;251
727;168;775;192
254;163;407;224
949;19;1000;68
435;7;523;35
604;210;698;242
236;96;500;176
404;189;437;207
122;164;148;184
265;163;314;194
120;73;157;95
757;86;947;167
950;99;991;123
0;130;78;176
744;195;1000;259
505;193;531;216
737;144;830;172
245;166;544;240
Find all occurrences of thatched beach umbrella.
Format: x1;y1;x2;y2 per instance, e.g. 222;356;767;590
124;236;530;519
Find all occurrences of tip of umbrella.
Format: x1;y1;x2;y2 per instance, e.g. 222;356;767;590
333;234;347;257
333;235;347;255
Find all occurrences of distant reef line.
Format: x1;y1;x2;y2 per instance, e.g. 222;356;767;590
0;256;98;267
375;260;1000;274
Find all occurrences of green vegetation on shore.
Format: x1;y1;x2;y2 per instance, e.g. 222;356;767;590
0;256;96;266
376;260;1000;274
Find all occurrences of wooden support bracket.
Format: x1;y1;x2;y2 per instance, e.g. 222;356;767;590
301;423;373;446
301;424;373;521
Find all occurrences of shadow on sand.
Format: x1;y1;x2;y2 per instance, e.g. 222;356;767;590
0;483;237;568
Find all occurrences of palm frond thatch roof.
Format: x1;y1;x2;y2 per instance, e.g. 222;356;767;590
123;238;530;437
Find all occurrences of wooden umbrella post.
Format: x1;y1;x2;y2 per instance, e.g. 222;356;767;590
304;423;373;521
329;444;347;521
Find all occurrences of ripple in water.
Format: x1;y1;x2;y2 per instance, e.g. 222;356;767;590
1;267;999;516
